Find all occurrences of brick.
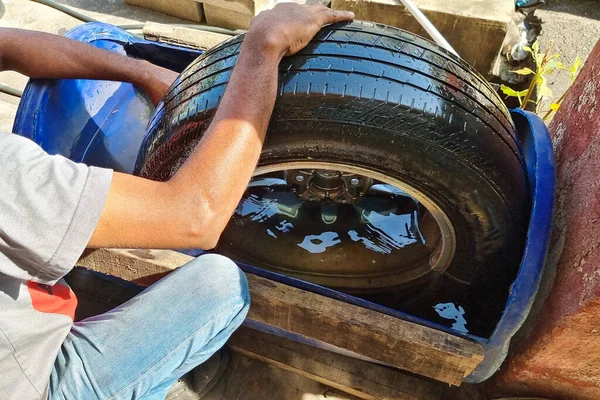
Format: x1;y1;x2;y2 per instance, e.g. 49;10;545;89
331;0;514;76
491;38;600;400
125;0;205;23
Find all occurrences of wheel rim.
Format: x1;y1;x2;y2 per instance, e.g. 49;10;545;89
217;162;456;291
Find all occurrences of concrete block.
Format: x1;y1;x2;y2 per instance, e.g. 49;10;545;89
331;0;515;75
199;0;327;30
198;0;274;15
491;38;600;400
143;22;230;50
203;4;254;30
126;0;205;23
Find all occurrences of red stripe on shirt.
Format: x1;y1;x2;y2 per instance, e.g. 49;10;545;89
27;281;77;320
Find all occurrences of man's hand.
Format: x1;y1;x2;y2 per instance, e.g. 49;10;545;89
0;28;177;106
248;3;354;57
90;5;354;249
135;61;178;106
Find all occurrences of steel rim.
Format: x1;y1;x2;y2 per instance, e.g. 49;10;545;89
217;161;457;290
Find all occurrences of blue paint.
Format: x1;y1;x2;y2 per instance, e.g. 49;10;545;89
465;109;556;382
13;23;555;383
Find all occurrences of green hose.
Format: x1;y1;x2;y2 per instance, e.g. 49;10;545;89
119;24;245;36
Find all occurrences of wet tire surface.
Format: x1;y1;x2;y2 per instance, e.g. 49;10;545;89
136;21;530;336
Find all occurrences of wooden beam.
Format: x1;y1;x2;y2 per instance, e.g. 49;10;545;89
77;249;484;385
142;22;231;50
229;326;443;400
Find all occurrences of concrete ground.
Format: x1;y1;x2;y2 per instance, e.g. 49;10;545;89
536;0;600;110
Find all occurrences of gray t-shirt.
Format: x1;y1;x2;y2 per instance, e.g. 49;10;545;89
0;133;112;399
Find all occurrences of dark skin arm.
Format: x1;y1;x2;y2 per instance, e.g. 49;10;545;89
88;4;354;250
0;28;177;105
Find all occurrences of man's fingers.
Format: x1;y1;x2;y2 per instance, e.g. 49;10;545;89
321;9;355;24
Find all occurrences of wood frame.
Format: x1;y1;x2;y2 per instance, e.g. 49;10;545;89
229;326;444;400
78;249;484;386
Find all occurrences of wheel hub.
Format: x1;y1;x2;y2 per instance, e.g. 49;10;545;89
286;169;373;204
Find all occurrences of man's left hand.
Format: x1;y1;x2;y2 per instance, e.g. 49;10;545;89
138;61;179;106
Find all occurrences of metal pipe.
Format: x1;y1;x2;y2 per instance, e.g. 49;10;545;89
120;24;244;36
395;0;459;57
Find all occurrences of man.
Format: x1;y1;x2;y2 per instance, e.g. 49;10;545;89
0;4;354;399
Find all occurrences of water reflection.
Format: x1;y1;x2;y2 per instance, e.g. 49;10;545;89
298;232;342;254
434;303;469;333
233;182;426;257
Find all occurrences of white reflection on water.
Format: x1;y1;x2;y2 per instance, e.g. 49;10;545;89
434;302;469;333
236;194;279;223
276;220;294;233
298;232;341;254
236;183;425;256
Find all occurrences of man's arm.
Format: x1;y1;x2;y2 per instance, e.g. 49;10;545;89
88;4;354;250
0;28;176;104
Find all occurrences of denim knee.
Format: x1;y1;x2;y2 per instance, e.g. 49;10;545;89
182;253;250;311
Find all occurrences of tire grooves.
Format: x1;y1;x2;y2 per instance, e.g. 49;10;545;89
280;53;521;162
308;37;513;131
332;21;499;99
319;23;513;121
153;53;523;169
316;25;513;126
151;25;519;166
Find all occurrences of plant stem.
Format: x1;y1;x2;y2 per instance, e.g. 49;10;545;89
542;89;568;120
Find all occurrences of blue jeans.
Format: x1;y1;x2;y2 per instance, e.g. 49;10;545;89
49;254;250;400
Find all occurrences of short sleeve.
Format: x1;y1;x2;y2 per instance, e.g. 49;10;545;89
0;133;113;284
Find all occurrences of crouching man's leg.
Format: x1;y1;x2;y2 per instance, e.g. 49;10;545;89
49;254;250;400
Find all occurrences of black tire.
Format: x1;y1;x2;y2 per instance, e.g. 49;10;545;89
136;21;530;335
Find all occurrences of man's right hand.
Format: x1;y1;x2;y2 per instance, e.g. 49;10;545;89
246;3;355;58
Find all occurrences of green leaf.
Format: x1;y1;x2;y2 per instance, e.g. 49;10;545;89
532;41;542;67
570;56;583;83
538;78;553;99
500;84;529;101
545;59;564;74
512;67;535;75
571;56;583;74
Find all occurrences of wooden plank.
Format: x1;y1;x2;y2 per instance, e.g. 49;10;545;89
143;22;231;50
125;0;205;23
229;326;444;400
77;249;484;385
